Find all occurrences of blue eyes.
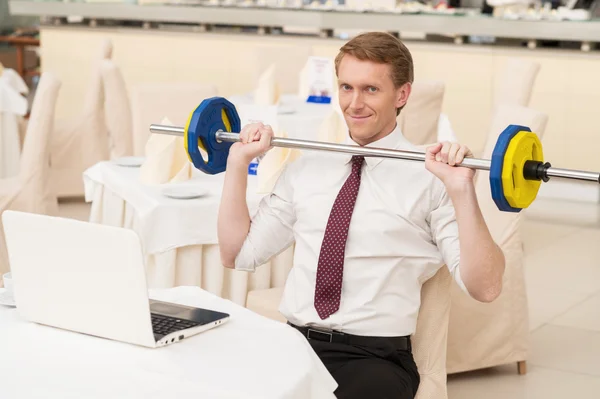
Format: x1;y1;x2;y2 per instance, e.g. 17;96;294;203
340;85;378;93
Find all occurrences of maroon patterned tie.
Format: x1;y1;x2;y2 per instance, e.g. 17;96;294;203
314;155;365;320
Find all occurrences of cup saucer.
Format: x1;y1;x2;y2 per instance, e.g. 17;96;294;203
0;288;16;307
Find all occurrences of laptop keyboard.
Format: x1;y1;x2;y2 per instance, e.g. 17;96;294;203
151;313;200;337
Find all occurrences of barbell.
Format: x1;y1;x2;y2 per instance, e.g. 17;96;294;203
149;97;600;213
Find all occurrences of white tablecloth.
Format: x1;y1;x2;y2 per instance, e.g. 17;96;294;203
83;162;295;306
0;286;337;399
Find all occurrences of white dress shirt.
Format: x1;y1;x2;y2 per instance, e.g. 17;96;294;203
235;125;471;337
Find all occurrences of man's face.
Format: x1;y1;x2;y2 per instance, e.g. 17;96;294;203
337;55;410;146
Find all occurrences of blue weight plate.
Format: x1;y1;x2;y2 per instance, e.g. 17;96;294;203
489;125;531;213
187;97;241;174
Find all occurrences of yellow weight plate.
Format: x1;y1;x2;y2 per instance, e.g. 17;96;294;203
184;109;194;163
502;131;544;209
221;108;232;132
184;108;207;164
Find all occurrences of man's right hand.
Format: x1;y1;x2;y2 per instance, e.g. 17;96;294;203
228;122;274;166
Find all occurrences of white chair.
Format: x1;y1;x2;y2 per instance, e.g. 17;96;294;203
412;266;452;399
493;58;540;110
397;80;446;146
0;66;30;152
0;72;61;276
99;59;134;159
247;266;453;399
49;39;112;198
0;67;28;179
446;104;549;375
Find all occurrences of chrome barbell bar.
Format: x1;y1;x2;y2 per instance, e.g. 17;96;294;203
149;124;600;183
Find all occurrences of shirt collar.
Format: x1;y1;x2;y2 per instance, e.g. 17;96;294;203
342;124;409;170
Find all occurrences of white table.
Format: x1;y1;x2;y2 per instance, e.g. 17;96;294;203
83;161;295;306
0;286;337;399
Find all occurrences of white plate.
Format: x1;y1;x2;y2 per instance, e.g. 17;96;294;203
161;185;209;200
277;105;296;115
114;156;145;167
0;289;15;307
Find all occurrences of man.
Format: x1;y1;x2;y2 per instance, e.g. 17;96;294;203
217;32;505;399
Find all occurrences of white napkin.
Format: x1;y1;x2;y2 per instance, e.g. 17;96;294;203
298;62;309;101
254;64;280;106
256;129;302;194
0;80;28;116
317;109;348;144
0;68;29;95
139;117;193;184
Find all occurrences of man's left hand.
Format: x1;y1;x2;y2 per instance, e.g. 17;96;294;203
425;141;475;193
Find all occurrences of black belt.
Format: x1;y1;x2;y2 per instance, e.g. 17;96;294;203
288;322;411;352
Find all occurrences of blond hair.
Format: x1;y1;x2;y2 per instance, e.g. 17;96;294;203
335;32;414;115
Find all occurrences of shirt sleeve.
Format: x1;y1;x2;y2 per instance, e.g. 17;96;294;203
234;163;297;272
427;185;471;296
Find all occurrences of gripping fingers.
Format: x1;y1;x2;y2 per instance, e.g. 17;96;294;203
454;145;466;166
240;122;263;144
247;128;259;144
256;126;273;152
248;122;264;144
239;125;251;144
437;142;451;163
448;143;460;166
250;124;265;144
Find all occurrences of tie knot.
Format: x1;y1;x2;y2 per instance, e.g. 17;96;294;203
351;156;364;167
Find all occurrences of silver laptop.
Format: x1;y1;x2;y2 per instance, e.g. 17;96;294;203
1;210;229;348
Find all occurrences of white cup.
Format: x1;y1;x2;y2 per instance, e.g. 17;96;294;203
2;272;13;294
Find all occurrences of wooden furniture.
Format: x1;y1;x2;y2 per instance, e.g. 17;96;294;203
0;33;40;80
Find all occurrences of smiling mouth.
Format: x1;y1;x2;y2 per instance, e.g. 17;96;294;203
349;115;372;120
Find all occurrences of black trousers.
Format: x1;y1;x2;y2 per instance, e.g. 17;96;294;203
308;337;420;399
